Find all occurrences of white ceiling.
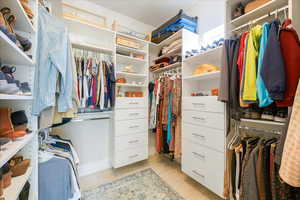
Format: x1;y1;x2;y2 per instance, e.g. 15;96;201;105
88;0;222;27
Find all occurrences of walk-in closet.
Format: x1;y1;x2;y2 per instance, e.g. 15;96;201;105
1;0;300;200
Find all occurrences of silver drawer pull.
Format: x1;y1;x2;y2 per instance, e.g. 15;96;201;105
129;102;138;105
192;103;205;107
192;170;205;178
192;152;205;159
129;125;139;129
129;113;139;116
192;116;206;121
192;133;205;139
129;154;139;159
128;140;139;144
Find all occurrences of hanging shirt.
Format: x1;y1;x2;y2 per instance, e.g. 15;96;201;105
33;6;74;115
242;25;262;101
256;23;273;107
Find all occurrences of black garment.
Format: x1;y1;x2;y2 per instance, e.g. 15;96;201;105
107;62;116;107
19;182;30;200
230;37;241;120
162;127;169;153
261;19;286;100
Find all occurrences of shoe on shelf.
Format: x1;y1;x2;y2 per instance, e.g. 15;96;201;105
250;107;261;120
20;0;34;19
0;8;23;50
19;82;32;95
274;107;288;123
2;162;12;189
0;108;27;139
261;109;274;121
9;155;31;177
16;34;32;52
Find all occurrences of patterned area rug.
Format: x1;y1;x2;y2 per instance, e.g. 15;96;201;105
82;168;185;200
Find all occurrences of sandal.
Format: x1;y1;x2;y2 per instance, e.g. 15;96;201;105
0;8;17;43
16;33;32;52
9;155;30;177
19;0;34;19
6;15;24;50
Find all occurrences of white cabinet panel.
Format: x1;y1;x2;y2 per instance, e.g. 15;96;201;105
183;96;224;113
115;119;148;136
115;109;147;121
114;145;148;168
115;98;147;109
115;133;148;151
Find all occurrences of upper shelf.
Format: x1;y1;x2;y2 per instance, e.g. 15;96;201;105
72;41;114;54
117;32;149;44
116;54;147;65
0;94;33;100
183;46;223;66
0;31;34;66
230;0;288;27
153;46;182;61
151;29;182;47
116;71;147;78
183;71;220;81
151;62;181;73
116;45;147;55
2;0;36;33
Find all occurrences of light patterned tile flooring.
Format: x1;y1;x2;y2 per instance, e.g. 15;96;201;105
80;154;222;200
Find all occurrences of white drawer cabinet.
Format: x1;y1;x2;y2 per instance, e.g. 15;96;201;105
182;139;224;197
114;145;148;168
115;133;148;151
183;96;225;113
115;109;147;121
182;123;224;152
182;110;225;130
115;119;148;136
115;98;147;109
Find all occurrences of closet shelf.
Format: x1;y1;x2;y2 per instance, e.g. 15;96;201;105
183;46;223;66
153;46;182;61
116;45;147;55
183;71;220;81
151;62;182;73
0;133;34;168
116;54;147;65
152;29;182;47
117;32;149;44
0;94;33;100
72;41;114;54
3;167;32;200
2;0;36;33
116;71;147;78
0;31;34;66
73;111;113;122
116;83;147;88
241;118;285;126
230;0;288;27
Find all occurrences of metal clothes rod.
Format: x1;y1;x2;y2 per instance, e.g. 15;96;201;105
231;5;289;32
239;125;282;135
72;117;111;122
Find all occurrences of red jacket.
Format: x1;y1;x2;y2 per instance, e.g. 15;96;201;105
277;19;300;107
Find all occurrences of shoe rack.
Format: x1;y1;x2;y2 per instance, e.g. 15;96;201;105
0;0;38;200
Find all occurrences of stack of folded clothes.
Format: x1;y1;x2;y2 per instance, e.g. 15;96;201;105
192;64;220;75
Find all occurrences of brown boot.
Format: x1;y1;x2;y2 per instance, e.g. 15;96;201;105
9;155;30;177
0;108;26;139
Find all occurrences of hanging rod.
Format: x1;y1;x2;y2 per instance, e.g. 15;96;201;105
231;5;289;32
239;125;282;135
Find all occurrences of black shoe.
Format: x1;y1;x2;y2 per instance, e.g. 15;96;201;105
274;107;288;123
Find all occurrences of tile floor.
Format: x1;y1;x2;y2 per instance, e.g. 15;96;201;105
80;154;222;200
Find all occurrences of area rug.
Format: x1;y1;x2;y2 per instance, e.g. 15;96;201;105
82;168;185;200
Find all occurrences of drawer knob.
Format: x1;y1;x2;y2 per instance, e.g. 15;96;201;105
192;152;205;159
129;125;139;129
192;170;205;178
192;116;206;122
192;133;205;139
128;140;139;144
192;103;205;107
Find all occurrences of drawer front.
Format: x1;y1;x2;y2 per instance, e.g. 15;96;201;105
115;133;148;151
182;139;224;196
183;96;224;113
114;146;148;168
182;123;224;152
115;98;147;109
115;109;147;121
182;110;224;130
115;119;148;136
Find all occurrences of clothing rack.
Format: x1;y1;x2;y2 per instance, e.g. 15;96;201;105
153;66;182;79
239;125;282;135
231;5;289;32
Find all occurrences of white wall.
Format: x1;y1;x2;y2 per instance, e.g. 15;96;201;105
63;0;155;34
186;0;225;37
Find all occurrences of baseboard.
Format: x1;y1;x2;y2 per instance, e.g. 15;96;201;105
78;159;111;177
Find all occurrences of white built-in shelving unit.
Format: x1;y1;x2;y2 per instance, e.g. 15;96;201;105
181;44;225;198
0;0;39;200
113;32;149;168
